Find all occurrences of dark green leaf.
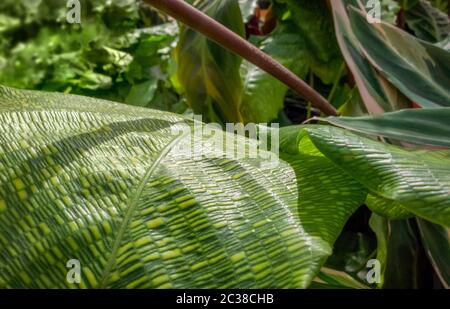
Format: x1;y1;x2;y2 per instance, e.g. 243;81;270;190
405;0;450;43
417;218;450;288
369;215;425;288
281;0;343;84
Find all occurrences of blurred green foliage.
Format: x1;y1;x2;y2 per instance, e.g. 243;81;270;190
0;0;187;113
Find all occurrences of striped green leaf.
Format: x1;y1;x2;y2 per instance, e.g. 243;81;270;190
317;108;450;148
301;126;450;227
279;127;368;246
0;86;352;288
366;194;413;220
330;0;410;114
405;0;450;43
348;7;450;108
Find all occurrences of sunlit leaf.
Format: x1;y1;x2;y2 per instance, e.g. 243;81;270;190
300;125;450;227
0;86;354;288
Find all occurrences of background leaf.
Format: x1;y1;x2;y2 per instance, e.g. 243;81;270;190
330;0;410;114
318;108;450;148
349;7;450;108
416;218;450;288
369;215;429;288
277;0;343;85
405;0;450;43
239;22;310;123
176;0;245;123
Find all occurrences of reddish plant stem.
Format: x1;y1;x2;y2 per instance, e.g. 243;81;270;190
144;0;338;116
396;9;406;29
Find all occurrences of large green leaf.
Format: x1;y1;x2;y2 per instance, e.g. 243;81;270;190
330;0;410;114
300;125;450;227
239;23;310;123
279;0;343;85
175;0;245;123
318;108;450;148
348;7;450;108
0;86;358;288
240;61;288;123
279;126;368;245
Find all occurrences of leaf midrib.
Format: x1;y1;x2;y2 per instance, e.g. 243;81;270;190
98;130;188;288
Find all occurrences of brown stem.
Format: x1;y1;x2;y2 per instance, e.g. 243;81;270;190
396;9;406;29
144;0;338;116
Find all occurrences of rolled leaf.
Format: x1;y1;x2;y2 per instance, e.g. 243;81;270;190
318;108;450;148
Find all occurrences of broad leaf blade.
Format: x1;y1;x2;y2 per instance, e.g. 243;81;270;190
301;125;450;227
0;86;346;288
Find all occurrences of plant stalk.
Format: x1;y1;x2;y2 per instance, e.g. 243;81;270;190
144;0;338;116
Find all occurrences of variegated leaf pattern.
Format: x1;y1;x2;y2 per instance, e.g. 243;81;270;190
0;86;353;288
